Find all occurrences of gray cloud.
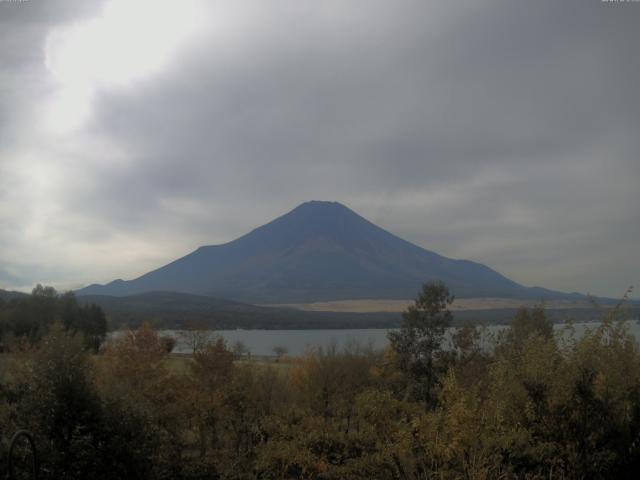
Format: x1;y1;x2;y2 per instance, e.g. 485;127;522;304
1;0;638;297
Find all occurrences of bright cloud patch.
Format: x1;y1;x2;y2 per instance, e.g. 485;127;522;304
43;0;206;133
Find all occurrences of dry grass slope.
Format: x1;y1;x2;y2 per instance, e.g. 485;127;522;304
265;297;594;313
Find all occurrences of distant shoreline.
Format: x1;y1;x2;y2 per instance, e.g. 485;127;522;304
111;320;640;357
262;297;603;314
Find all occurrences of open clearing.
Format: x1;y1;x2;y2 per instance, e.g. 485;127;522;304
265;298;595;313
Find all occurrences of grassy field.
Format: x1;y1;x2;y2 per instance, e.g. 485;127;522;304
0;352;294;384
86;351;295;376
265;297;596;313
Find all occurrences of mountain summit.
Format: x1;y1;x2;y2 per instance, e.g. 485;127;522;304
77;201;571;302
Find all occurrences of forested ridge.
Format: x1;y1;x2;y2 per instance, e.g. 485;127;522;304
0;283;638;479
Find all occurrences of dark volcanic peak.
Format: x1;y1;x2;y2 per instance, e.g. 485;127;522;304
77;201;577;303
218;200;381;251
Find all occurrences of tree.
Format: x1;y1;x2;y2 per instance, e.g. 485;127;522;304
159;335;177;353
100;323;170;403
451;321;482;359
189;336;235;459
509;305;553;345
0;287;107;350
232;339;249;359
18;323;102;479
32;284;57;298
387;280;454;405
180;322;211;354
81;303;108;352
99;323;189;477
272;345;288;361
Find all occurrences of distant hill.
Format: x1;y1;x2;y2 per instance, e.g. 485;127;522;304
77;201;584;303
0;289;28;301
77;291;399;330
78;291;623;330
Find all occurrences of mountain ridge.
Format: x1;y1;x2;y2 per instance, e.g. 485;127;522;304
0;288;29;301
77;201;583;303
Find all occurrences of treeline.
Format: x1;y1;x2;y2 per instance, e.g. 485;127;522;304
0;282;639;479
0;284;107;351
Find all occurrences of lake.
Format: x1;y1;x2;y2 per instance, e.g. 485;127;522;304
140;320;640;357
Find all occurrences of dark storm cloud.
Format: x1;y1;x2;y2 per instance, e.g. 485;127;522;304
1;0;638;296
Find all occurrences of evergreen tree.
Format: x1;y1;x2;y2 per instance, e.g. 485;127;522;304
388;280;454;406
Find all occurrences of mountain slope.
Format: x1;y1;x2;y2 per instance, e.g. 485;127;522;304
0;289;29;301
77;201;578;303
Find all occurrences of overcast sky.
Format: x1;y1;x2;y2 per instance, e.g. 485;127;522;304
1;0;638;298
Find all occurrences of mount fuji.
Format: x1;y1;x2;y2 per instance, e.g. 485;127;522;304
77;201;579;303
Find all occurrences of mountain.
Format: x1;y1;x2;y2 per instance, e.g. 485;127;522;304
0;289;29;301
77;200;581;303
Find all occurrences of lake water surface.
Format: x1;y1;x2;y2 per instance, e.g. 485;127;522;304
146;320;640;357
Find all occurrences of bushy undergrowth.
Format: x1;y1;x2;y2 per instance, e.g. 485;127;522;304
0;284;638;479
